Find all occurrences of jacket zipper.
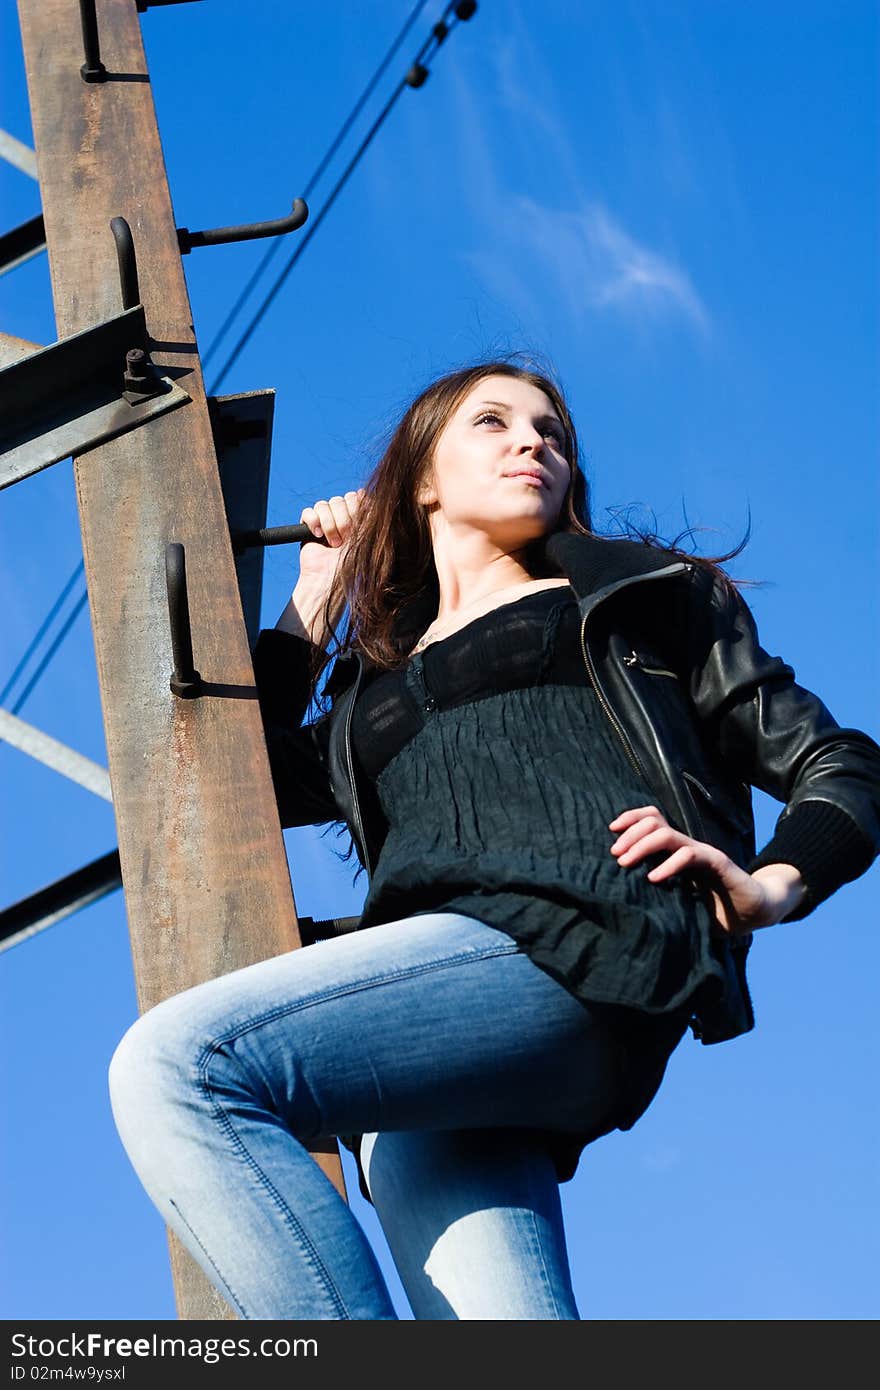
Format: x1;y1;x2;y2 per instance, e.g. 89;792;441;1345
580;613;645;779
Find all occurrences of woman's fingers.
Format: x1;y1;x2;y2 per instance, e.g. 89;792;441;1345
608;805;665;832
317;496;349;546
613;824;690;865
643;843;719;882
609;807;670;858
609;808;726;880
608;802;776;934
300;489;365;545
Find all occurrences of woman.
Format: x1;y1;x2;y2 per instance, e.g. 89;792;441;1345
109;359;880;1320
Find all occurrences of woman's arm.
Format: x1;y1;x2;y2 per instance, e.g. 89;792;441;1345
252;622;338;829
683;567;880;921
275;575;332;647
252;491;366;830
608;804;807;935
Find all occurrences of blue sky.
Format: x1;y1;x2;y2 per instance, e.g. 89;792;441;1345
1;0;877;1320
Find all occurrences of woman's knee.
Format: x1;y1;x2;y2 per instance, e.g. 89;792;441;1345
107;991;208;1130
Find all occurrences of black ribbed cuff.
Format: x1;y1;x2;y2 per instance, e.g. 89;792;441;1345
747;799;876;922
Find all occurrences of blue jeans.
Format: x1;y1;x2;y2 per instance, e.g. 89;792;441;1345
108;912;652;1320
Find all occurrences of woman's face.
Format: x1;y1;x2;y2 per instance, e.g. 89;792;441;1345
419;375;571;548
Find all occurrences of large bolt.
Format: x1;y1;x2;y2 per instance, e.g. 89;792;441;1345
122;347;164;404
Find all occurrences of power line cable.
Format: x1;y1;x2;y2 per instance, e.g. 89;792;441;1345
208;0;475;393
9;588;89;716
201;0;433;372
0;560;85;709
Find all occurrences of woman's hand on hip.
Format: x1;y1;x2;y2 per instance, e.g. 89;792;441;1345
608;805;806;934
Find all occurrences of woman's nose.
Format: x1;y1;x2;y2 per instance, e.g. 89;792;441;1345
515;427;545;453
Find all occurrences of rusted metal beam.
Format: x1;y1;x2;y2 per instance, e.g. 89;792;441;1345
17;0;346;1320
0;304;191;488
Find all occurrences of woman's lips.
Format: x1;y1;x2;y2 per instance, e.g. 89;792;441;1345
504;471;545;487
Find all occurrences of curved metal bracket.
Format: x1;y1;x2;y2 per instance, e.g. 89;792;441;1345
165;543;202;697
110;217;140;311
177;198;308;254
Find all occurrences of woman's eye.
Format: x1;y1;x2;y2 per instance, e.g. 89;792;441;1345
473;413;563;447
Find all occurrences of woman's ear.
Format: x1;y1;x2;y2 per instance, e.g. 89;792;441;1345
415;470;438;507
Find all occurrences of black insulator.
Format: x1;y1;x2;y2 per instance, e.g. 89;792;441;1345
405;62;429;88
433;20;449;41
454;0;477;19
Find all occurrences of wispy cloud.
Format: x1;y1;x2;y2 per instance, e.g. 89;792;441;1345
526;197;709;332
446;12;711;339
461;192;709;338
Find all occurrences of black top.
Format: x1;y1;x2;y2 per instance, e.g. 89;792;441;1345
351;584;725;1019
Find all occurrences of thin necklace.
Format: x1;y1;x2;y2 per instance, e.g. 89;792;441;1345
411;577;568;654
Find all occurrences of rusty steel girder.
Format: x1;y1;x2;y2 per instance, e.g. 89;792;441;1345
17;0;346;1321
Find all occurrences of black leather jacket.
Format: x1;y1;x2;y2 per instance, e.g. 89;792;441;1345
257;530;880;1044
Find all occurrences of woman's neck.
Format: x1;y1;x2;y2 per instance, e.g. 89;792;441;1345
430;538;536;624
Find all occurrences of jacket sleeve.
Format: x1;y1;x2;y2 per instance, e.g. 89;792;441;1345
684;568;880;921
251;627;339;829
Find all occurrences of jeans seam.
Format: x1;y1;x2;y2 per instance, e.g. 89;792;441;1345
168;1198;248;1319
525;1200;572;1319
196;1065;354;1320
196;941;521;1053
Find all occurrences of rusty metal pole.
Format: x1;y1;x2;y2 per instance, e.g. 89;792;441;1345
16;0;346;1319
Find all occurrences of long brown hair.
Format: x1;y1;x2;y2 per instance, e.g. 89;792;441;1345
306;354;749;706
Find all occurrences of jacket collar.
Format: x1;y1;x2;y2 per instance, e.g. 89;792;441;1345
543;529;685;600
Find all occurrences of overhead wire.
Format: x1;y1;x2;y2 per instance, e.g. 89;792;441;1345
0;559;84;709
201;0;433;373
208;0;475;393
2;1;477;715
8;587;89;716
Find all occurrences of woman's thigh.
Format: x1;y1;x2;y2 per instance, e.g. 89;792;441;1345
110;911;626;1149
360;1127;581;1320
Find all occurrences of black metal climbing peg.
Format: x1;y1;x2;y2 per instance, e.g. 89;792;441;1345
176;198;309;254
110;217;140;311
165;543;202;698
79;0;107;82
229;521;329;555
